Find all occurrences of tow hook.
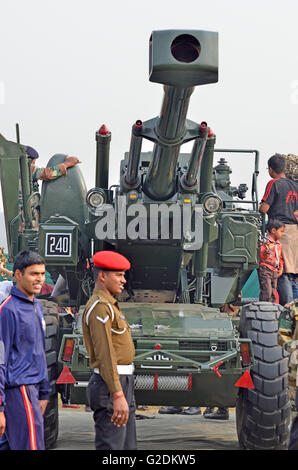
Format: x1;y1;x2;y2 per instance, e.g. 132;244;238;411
213;361;223;378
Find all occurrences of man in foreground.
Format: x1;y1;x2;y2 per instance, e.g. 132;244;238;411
0;251;51;450
82;250;137;450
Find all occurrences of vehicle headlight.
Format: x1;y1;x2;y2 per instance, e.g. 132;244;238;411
202;195;222;213
86;188;106;209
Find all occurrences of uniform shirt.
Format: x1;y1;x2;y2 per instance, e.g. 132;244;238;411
259;234;284;271
32;164;67;192
261;177;298;224
0;287;51;411
82;288;135;393
18;164;67;230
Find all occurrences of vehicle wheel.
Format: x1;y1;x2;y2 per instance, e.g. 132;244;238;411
39;299;60;449
236;301;291;449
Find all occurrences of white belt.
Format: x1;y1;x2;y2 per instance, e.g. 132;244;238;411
94;364;134;376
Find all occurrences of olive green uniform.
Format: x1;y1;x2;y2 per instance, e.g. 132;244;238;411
32;164;67;192
18;164;67;231
82;288;136;450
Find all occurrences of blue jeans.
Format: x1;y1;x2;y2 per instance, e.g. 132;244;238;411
292;279;298;299
277;273;294;306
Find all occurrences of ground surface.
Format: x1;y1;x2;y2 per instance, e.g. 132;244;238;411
52;405;239;450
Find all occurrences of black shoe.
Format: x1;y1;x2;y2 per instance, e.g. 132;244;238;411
203;407;214;417
158;406;184;415
181;407;202;415
204;407;229;420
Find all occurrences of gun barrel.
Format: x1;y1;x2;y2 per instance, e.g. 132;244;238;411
143;86;194;200
141;29;218;200
95;124;111;189
183;121;208;188
156;86;194;140
200;134;216;194
124;120;143;188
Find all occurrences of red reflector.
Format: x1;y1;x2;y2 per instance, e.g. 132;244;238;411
154;374;158;391
155;344;162;350
56;365;77;384
62;338;75;362
208;127;213;138
240;343;251;367
99;124;109;135
188;374;192;392
234;370;255;389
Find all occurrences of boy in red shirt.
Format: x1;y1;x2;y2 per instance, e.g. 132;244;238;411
258;219;285;302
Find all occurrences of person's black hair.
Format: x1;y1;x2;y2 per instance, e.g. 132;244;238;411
93;266;124;282
93;266;101;282
13;250;45;274
267;153;285;174
267;218;285;233
92;266;113;282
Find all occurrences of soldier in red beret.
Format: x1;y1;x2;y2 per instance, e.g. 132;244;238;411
82;251;137;450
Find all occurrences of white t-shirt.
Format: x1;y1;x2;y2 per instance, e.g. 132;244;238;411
0;281;13;304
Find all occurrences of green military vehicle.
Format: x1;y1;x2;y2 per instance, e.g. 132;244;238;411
0;30;291;450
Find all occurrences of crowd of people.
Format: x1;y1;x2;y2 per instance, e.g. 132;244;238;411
259;153;298;305
0;151;297;450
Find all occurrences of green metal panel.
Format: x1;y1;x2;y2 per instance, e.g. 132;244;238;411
116;240;182;291
39;220;79;266
219;214;259;268
40;154;89;260
121;303;234;337
0;134;25;257
40;154;88;230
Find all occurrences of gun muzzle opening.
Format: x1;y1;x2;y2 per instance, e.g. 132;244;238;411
171;34;201;63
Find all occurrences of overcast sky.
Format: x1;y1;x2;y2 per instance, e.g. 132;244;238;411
0;0;297;248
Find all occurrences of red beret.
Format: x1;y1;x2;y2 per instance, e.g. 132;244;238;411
93;251;131;271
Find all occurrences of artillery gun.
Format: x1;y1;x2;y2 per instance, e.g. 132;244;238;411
0;30;290;449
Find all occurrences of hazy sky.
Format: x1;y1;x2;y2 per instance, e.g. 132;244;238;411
0;0;297;247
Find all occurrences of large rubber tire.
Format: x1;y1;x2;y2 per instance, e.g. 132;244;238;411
39;299;60;449
236;301;291;449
